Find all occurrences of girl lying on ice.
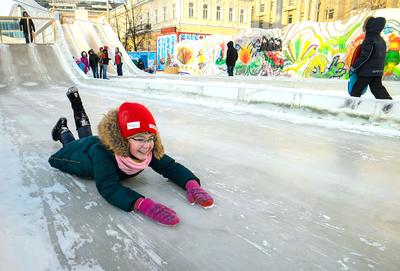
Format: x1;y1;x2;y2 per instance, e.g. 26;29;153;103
49;87;213;226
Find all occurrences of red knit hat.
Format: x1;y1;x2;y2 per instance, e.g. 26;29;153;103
118;102;157;138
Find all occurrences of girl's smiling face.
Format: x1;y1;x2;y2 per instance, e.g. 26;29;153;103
128;133;156;161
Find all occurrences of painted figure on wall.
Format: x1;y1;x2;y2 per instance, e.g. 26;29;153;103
198;49;206;70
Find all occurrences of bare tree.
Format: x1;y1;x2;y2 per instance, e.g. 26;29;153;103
111;6;128;50
124;3;150;51
359;0;387;10
114;12;122;45
111;2;151;51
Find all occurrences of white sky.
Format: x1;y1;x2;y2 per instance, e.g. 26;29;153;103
0;0;14;15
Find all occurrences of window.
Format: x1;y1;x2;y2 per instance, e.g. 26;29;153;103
288;14;292;24
288;0;295;5
328;9;334;19
155;9;158;23
163;6;167;21
229;7;233;21
147;12;150;23
240;9;244;23
203;4;208;19
260;3;265;13
173;4;176;19
259;19;264;28
189;2;194;18
251;6;254;18
216;6;221;20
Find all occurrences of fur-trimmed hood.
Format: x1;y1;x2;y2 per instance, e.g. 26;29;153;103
98;108;164;159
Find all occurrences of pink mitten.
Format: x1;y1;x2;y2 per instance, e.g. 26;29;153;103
135;198;180;226
185;180;214;208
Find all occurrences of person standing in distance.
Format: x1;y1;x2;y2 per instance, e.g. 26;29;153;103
101;47;111;79
350;17;392;101
226;41;238;76
88;49;100;78
114;47;123;76
19;11;35;44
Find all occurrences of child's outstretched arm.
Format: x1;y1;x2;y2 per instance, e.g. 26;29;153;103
149;154;214;208
93;147;144;212
93;146;182;225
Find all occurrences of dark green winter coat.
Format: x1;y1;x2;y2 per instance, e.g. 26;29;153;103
49;109;199;212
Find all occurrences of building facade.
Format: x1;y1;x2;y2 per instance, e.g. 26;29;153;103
110;0;253;51
251;0;400;28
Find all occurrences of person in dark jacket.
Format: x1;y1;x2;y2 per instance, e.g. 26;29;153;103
136;59;145;70
19;11;35;44
350;17;392;100
101;47;111;79
226;41;238;76
88;49;100;78
98;47;103;78
49;87;214;226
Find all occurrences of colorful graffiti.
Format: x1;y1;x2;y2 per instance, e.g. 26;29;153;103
128;51;156;71
157;32;210;71
177;47;193;64
156;33;177;71
172;9;400;80
179;33;208;42
385;32;400;78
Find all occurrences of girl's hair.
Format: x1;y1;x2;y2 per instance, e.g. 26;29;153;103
81;51;87;57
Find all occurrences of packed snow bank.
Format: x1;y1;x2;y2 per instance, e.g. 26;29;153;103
79;76;400;134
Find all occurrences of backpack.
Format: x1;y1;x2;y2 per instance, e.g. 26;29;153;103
347;44;368;96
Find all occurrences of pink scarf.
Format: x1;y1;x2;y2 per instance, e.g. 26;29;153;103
115;153;152;175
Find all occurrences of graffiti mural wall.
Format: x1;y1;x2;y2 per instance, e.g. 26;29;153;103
157;32;209;71
173;9;400;80
156;34;177;71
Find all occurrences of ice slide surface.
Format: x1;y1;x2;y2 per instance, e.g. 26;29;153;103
1;46;400;270
61;21;141;76
0;44;75;89
13;0;141;77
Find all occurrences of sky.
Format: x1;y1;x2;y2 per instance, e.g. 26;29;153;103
1;0;14;15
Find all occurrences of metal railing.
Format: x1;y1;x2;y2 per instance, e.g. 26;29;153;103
0;16;56;44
